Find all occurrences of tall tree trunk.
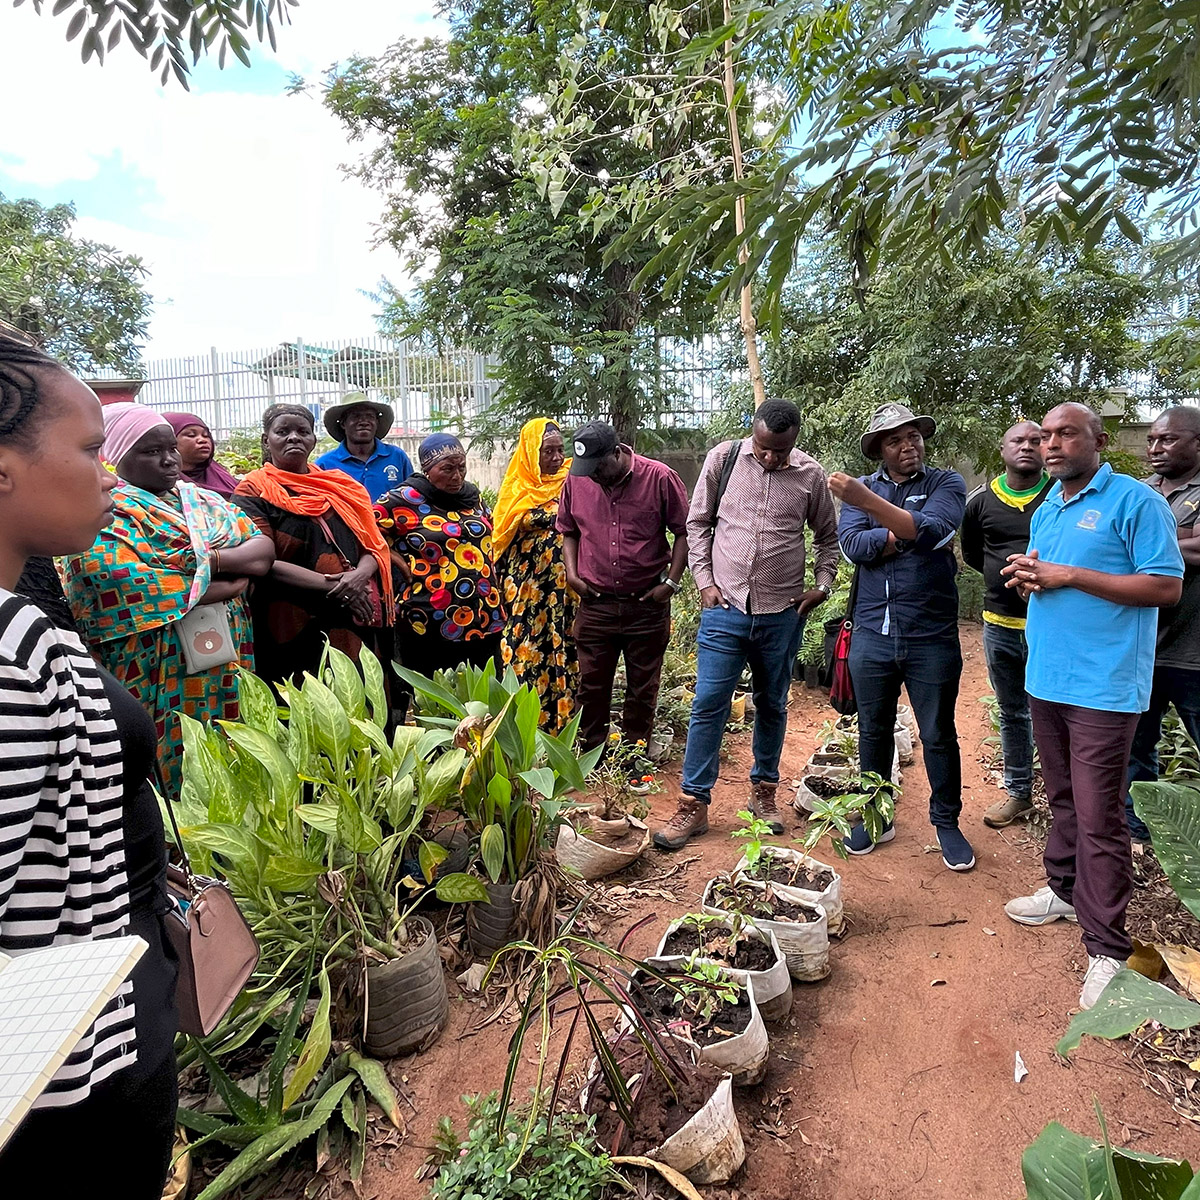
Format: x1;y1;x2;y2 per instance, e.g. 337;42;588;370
602;258;643;444
723;0;765;408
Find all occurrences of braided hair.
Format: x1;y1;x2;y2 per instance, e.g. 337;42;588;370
0;325;68;449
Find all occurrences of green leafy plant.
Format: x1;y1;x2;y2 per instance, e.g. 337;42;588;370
430;1092;617;1200
1131;781;1200;922
176;645;486;975
1022;1103;1198;1200
731;809;776;875
1056;969;1200;1058
674;956;742;1026
796;772;897;861
1157;710;1200;784
398;660;603;884
177;951;404;1200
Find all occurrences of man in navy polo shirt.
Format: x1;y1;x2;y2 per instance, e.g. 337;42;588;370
1003;402;1183;1010
316;393;414;502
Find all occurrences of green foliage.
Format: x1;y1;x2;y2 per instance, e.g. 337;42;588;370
797;772;897;861
316;0;723;440
1056;969;1200;1057
675;956;742;1024
176;646;486;973
757;239;1160;474
1022;1112;1197;1200
566;0;1200;313
1131;781;1200;923
1157;710;1200;784
431;1093;616;1200
399;658;602;883
21;0;293;87
0;192;150;373
731;809;776;875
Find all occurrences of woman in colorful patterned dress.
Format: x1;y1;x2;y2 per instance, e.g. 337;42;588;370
376;433;506;685
492;418;577;731
60;403;275;798
231;403;395;685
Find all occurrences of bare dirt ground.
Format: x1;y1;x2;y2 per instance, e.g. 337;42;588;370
364;623;1200;1199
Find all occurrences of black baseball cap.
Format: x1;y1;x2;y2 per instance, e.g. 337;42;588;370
569;421;619;476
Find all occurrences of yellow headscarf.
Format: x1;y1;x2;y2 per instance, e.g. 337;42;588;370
491;417;571;559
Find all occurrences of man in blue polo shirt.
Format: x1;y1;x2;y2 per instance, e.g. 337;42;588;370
316;393;413;502
1002;402;1183;1010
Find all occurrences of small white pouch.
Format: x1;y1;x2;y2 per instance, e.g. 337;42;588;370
177;602;237;674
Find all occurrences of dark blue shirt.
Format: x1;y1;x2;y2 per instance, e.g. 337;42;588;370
839;464;967;637
315;440;414;504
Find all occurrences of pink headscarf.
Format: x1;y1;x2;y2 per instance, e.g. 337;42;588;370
101;402;172;469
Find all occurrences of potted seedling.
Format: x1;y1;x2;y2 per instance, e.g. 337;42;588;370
627;958;768;1086
794;771;897;866
701;873;830;982
650;911;792;1022
729;810;844;937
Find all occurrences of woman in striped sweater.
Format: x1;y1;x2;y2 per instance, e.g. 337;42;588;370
0;329;178;1194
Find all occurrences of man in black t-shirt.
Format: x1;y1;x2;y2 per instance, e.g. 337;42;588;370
962;420;1053;828
1126;406;1200;841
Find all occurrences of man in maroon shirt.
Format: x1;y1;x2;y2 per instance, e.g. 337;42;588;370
558;422;690;789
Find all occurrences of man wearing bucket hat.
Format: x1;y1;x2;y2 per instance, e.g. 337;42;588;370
828;402;975;871
316;392;413;503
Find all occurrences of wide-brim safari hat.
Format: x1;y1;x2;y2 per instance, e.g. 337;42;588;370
860;402;936;459
323;392;395;442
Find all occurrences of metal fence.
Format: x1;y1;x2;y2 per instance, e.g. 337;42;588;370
92;333;743;440
97;336;501;440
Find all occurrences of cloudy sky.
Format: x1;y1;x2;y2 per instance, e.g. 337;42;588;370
0;2;441;360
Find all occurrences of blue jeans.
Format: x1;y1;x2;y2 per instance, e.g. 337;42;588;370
681;604;805;804
1125;665;1200;841
849;626;963;828
982;623;1034;802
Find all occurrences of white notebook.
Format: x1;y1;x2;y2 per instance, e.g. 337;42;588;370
0;935;146;1149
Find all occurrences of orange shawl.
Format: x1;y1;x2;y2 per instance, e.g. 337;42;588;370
238;462;395;616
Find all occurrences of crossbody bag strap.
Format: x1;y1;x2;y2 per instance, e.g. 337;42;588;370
160;789;195;884
314;513;355;573
709;439;743;531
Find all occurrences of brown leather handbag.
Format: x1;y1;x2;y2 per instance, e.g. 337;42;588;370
162;797;260;1037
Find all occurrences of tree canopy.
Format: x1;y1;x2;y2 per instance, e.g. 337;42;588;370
717;237;1190;473
530;0;1200;321
0;193;151;373
14;0;295;86
318;0;739;441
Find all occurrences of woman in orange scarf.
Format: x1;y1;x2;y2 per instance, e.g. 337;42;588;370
493;418;578;732
232;404;394;684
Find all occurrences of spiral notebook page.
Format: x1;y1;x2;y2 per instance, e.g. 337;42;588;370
0;935;146;1150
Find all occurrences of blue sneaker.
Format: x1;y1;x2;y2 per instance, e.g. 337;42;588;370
843;821;895;856
937;826;975;872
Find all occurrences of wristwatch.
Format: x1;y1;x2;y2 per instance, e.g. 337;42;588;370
665;577;683;594
816;583;832;597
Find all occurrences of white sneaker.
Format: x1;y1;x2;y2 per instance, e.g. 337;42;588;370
1079;955;1124;1009
1004;886;1078;926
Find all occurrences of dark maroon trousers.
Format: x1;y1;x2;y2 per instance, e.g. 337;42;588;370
574;596;672;751
1029;697;1140;960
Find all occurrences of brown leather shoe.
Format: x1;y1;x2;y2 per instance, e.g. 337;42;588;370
652;797;710;850
983;795;1035;828
750;781;785;835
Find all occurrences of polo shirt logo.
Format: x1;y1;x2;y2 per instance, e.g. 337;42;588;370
1076;509;1101;530
385;465;399;481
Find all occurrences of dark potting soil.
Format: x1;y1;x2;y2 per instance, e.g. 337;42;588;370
588;1057;728;1157
661;925;776;972
811;751;852;766
802;774;850;800
710;879;819;924
756;858;835;892
630;975;754;1045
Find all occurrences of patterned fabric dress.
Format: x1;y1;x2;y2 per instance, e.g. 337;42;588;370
375;483;506;648
498;502;578;732
60;481;258;799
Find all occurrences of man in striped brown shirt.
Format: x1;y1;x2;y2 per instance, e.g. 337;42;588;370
654;399;840;848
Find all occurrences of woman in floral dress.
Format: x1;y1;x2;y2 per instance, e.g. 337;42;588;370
376;434;506;689
492;418;578;732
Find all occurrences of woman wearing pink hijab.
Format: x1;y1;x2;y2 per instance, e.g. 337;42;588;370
163;411;241;498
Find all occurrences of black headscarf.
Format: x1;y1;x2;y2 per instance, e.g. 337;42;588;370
402;472;482;512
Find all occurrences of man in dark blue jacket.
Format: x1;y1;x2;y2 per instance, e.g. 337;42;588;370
829;403;974;871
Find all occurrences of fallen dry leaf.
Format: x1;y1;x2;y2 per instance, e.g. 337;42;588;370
1127;938;1166;982
1156;943;1200;999
982;927;996;936
931;979;947;986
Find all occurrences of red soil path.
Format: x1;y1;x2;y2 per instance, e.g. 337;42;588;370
366;623;1200;1199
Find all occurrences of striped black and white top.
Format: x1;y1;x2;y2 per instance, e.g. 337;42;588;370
0;589;136;1106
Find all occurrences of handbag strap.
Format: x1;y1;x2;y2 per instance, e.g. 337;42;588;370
314;514;355;573
843;563;861;629
160;789;195;886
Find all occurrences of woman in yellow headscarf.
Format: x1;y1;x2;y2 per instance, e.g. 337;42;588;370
494;418;577;730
